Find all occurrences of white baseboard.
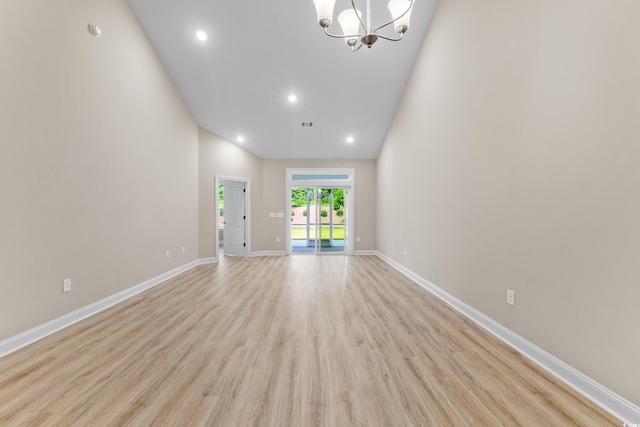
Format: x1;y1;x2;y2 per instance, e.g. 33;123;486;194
354;250;378;256
250;251;287;257
198;257;217;264
375;251;640;423
0;258;209;359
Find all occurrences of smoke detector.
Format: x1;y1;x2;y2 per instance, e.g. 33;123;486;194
88;23;102;37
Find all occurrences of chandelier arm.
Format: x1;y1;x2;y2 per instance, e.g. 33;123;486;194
351;43;363;52
351;0;368;33
323;26;364;40
371;0;414;34
376;32;404;42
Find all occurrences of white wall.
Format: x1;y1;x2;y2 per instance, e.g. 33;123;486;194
0;0;199;340
377;0;640;406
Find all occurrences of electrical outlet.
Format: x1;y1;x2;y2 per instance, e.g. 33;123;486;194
166;251;170;259
507;289;515;306
404;248;407;255
182;246;186;254
356;236;361;242
63;278;71;293
276;237;280;243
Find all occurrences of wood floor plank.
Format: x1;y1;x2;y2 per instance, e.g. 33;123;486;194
0;255;620;426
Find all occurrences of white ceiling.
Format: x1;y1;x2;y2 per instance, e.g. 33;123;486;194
127;0;438;159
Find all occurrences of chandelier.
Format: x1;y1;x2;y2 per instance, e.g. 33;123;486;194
312;0;415;51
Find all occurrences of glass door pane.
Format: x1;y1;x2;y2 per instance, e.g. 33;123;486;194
307;188;318;250
342;188;348;251
291;187;316;253
319;188;346;253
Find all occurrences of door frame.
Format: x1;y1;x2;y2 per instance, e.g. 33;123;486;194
286;168;355;255
215;176;251;258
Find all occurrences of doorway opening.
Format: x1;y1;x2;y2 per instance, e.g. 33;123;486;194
216;177;250;258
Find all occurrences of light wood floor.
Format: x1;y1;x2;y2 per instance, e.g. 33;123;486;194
0;255;619;426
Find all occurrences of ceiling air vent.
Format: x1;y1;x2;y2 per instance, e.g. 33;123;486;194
301;122;313;127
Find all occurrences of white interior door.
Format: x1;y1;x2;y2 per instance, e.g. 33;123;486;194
223;181;246;256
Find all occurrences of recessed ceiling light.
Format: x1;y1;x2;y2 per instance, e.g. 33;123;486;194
346;136;355;143
196;30;207;41
236;136;245;143
288;94;297;103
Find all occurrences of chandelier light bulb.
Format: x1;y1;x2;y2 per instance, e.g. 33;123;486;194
388;0;413;33
338;9;361;46
312;0;336;27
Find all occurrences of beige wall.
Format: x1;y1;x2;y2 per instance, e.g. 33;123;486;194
198;128;264;257
0;0;199;340
12;0;632;408
377;0;640;405
261;160;377;252
198;138;377;255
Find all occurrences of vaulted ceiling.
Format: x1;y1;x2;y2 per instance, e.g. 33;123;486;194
127;0;438;159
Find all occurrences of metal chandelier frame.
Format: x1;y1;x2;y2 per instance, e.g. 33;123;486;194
314;0;415;51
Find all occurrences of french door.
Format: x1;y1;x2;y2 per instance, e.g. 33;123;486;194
290;187;348;254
